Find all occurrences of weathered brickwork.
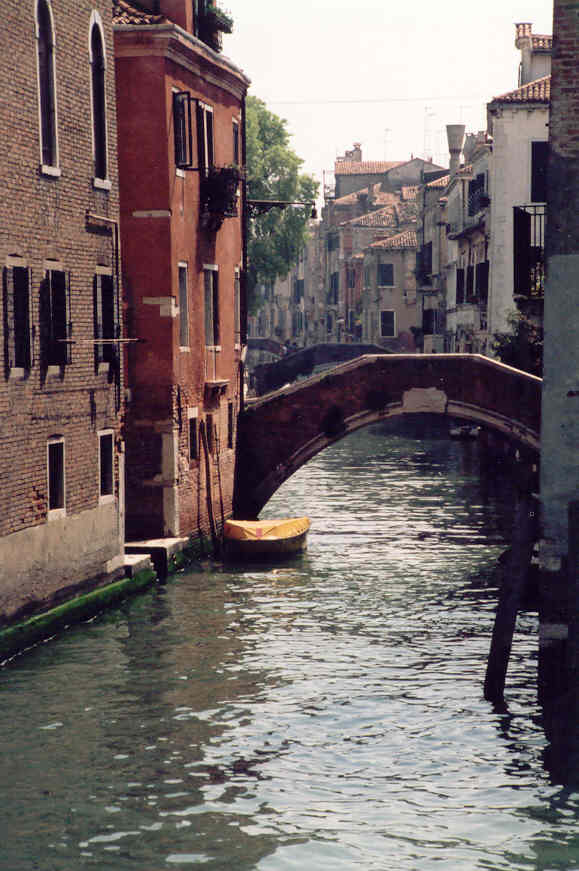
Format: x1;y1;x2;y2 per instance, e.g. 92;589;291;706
114;4;249;541
0;1;124;620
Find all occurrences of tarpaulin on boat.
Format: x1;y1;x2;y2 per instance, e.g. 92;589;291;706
224;517;310;541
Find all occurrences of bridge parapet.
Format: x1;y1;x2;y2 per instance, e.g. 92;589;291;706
235;354;542;518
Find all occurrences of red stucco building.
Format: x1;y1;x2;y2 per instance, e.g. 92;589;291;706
113;0;249;542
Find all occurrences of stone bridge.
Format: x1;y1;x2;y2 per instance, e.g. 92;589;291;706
234;354;542;518
250;342;391;395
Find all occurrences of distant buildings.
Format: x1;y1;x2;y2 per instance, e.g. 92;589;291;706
250;22;551;374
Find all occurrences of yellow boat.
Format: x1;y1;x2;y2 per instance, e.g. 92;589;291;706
222;517;310;559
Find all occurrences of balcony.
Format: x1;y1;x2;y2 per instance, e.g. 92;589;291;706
513;204;545;300
196;4;233;53
200;165;243;232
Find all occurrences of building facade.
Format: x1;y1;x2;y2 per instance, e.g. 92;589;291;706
114;0;249;541
0;0;125;622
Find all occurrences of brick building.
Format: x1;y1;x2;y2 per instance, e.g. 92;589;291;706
113;0;249;542
0;1;125;622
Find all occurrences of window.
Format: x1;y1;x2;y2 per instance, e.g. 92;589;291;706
234;268;241;345
189;414;198;460
93;272;116;368
476;261;489;304
204;266;219;346
40;268;71;367
178;263;189;347
293;279;304;303
205;414;214;454
378;263;394;287
422;309;436;335
47;437;64;513
173;91;193;169
233;120;240;165
468;174;485;216
90;20;107;181
466;265;475;300
328;272;339;305
99;431;114;498
456;268;465;304
197;102;214;173
37;0;57;168
380;310;395;337
227;401;234;449
3;265;32;371
531;141;548;203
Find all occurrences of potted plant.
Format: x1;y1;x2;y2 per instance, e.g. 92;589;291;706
200;165;243;232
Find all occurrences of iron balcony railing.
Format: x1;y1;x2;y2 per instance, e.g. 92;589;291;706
513;204;545;298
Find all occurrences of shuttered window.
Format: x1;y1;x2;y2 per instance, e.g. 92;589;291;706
93;273;116;367
40;269;71;367
3;265;32;371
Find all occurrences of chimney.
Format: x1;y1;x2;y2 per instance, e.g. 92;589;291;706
515;22;533;46
446;124;465;176
352;142;362;162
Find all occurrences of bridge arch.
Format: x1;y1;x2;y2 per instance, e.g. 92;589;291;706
234;354;541;518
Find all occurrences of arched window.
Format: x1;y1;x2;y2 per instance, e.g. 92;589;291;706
90;21;107;180
37;0;57;167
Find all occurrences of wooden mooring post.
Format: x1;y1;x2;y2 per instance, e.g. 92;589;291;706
484;494;538;703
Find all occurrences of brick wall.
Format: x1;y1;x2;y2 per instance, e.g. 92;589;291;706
0;0;124;617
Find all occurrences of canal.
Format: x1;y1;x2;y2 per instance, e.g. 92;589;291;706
1;419;578;870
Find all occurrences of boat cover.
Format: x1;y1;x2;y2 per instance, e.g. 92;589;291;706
224;517;310;541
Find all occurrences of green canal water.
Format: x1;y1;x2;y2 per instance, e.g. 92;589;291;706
1;420;578;870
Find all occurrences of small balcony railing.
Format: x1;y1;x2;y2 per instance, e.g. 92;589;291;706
513;204;545;298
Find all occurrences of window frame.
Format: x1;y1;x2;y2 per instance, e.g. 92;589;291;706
98;430;114;502
377;262;394;288
203;265;220;349
178;262;189;348
197;101;214;174
93;269;116;371
36;0;60;174
3;261;32;375
188;407;199;462
173;90;194;170
47;435;65;518
89;13;109;186
40;266;72;370
380;309;396;338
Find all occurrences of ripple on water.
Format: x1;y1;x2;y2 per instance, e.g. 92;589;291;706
1;423;578;870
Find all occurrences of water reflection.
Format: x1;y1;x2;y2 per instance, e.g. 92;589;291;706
1;420;578;870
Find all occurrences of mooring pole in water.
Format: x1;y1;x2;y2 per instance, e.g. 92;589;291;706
484;494;537;702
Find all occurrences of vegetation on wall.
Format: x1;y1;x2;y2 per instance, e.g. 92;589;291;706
492;311;543;376
245;96;318;312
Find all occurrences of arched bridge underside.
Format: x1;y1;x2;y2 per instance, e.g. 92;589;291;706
234;354;542;518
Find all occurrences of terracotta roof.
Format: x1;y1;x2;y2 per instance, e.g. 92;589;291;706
345;206;397;227
401;185;419;200
491;75;551;105
113;0;166;25
426;174;449;189
368;230;418;250
531;34;552;50
334;160;404;176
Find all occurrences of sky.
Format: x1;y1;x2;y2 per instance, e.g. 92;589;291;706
223;0;553;200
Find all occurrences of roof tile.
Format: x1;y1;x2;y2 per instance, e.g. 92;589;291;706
113;0;166;25
491;75;551;105
334;160;405;176
368;230;418;250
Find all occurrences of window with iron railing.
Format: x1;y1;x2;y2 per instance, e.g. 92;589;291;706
468;174;486;216
513;205;545;297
